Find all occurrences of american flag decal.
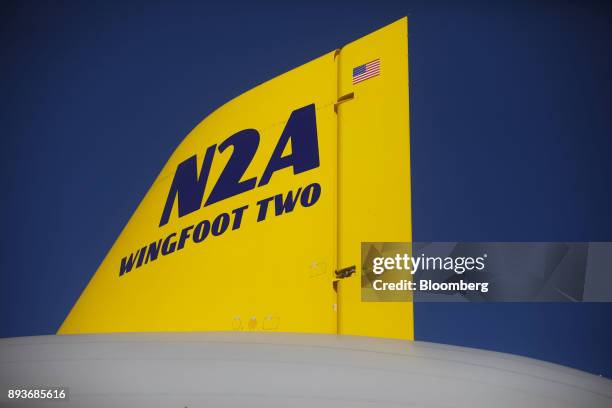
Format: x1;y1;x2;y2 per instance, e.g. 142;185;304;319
352;59;380;84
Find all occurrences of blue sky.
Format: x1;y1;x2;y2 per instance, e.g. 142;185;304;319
2;0;611;376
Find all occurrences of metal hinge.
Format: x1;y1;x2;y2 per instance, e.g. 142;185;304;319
335;265;356;279
334;92;355;113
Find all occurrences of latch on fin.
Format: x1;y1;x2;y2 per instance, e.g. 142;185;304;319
335;265;356;279
334;92;355;113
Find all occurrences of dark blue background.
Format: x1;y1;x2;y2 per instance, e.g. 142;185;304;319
2;1;611;376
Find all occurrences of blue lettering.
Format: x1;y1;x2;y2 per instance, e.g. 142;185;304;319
274;187;302;216
256;196;274;222
159;145;216;227
212;213;230;236
300;183;321;207
119;250;140;276
177;225;194;250
231;205;249;230
259;104;320;187
205;129;259;206
193;220;211;243
145;239;163;264
162;233;177;255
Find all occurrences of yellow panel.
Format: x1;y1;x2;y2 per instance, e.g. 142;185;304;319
336;18;413;340
58;18;413;339
59;53;339;335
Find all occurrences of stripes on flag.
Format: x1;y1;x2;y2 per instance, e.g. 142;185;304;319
352;59;380;84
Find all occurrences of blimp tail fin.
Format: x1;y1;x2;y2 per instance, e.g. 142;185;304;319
58;18;412;340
